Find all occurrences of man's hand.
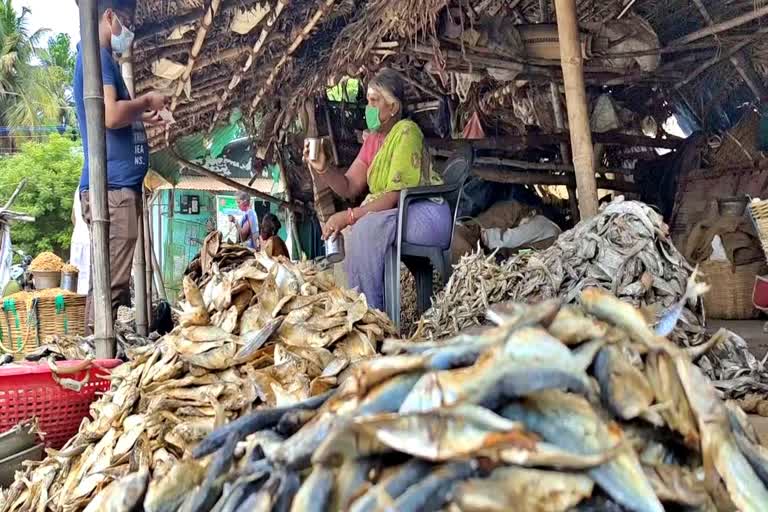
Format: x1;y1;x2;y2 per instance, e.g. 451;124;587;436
141;111;165;126
142;91;168;112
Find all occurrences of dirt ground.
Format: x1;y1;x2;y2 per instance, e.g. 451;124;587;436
708;319;767;358
708;320;768;444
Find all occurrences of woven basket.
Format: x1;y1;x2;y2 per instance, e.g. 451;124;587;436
749;198;768;263
701;260;766;320
0;294;86;357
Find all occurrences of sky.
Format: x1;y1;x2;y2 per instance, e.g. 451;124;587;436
12;0;80;50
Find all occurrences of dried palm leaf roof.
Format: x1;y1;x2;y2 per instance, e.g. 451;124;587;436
133;0;768;171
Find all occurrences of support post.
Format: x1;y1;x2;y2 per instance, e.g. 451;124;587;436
143;193;153;326
555;0;598;219
79;0;114;357
122;49;148;336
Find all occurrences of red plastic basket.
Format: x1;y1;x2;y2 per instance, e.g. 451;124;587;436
0;359;121;449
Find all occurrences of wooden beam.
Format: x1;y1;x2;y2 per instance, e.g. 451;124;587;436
169;0;222;113
669;5;768;46
473;167;639;193
134;0;263;41
251;0;337;111
426;131;681;152
690;0;768;101
209;0;287;130
473;156;636;175
555;0;598;218
169;146;305;213
673;26;768;89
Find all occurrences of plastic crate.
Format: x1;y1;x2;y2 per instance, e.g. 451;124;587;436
0;359;121;449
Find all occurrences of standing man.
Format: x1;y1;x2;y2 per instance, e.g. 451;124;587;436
70;189;90;295
236;191;260;249
74;0;168;332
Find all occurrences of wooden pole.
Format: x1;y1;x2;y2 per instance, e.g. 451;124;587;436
549;81;579;221
691;0;768;102
147;192;166;301
122;49;149;337
79;0;114;358
555;0;598;218
669;5;768;47
170;146;303;213
143;193;153;326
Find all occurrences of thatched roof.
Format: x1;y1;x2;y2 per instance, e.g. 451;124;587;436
133;0;768;200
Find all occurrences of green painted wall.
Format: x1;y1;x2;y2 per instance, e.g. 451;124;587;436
156;189;216;301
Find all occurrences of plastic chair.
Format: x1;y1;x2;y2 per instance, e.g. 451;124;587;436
383;144;474;332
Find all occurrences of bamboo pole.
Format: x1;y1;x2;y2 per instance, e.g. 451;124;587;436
78;0;114;358
122;49;149;337
143;193;153;326
674;27;768;89
146;191;166;301
165;0;222;146
170;0;221;111
691;0;768;102
669;5;768;47
169;146;304;213
555;0;598;218
209;0;287;130
549;80;579;221
251;0;337;112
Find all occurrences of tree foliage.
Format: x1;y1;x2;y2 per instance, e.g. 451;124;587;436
0;1;72;138
0;134;82;256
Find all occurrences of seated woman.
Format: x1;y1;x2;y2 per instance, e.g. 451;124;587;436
260;213;290;259
304;68;452;311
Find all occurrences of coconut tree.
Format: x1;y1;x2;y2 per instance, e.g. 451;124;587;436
0;0;67;148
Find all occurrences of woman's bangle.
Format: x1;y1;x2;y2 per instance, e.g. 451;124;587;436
348;207;356;225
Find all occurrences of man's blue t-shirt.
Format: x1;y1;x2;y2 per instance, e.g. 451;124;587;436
73;44;149;192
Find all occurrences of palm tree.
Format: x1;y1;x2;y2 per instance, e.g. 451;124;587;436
0;0;68;148
37;33;76;126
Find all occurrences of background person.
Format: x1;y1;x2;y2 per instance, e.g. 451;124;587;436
259;213;289;259
236;191;260;249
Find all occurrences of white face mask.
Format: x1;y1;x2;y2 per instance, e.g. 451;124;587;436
110;13;134;55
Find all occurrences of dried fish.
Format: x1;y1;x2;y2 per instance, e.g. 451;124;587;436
9;221;768;512
454;467;594;512
4;249;392;512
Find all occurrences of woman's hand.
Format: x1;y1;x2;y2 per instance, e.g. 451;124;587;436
322;211;350;240
303;139;328;174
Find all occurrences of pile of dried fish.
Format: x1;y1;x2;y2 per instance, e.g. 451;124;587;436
417;199;768;399
419;200;702;343
60;279;768;512
0;251;393;511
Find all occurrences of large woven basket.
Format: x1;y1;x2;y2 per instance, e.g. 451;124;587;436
701;260;766;320
0;294;86;357
749;198;768;263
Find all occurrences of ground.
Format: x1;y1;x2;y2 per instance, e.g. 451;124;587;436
708;320;767;358
710;319;768;445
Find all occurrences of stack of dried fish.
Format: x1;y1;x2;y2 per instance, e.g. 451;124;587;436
417;199;768;399
419;200;702;343
59;280;768;512
0;252;393;511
